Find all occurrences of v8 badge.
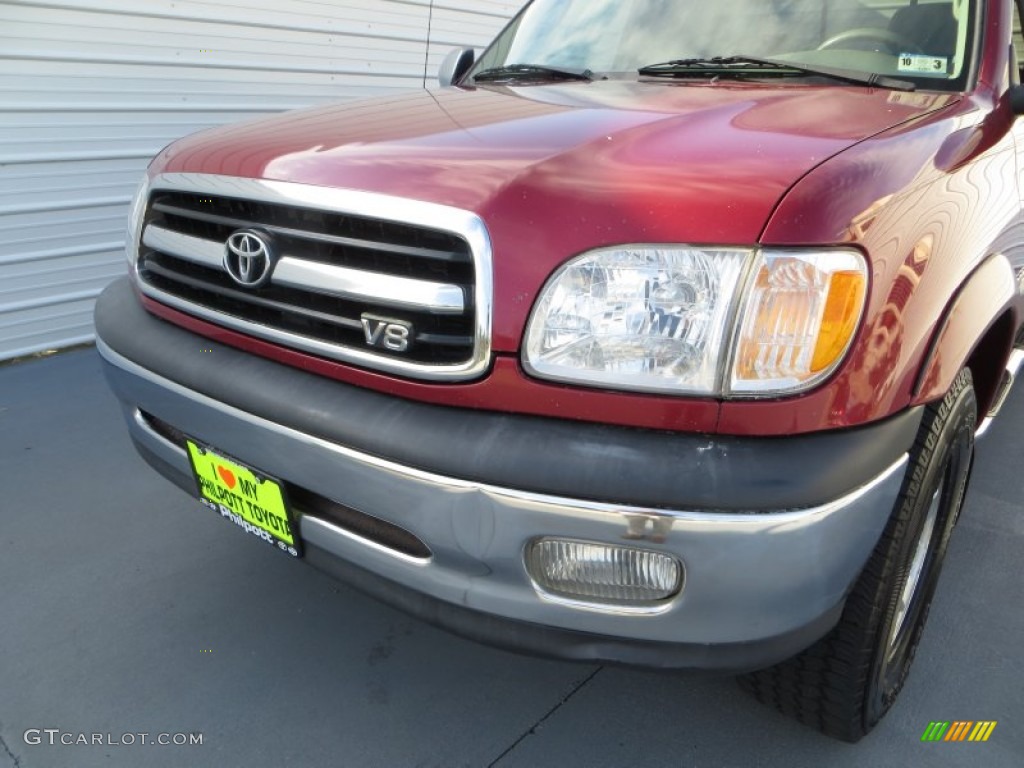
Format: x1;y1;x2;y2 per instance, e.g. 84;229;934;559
361;314;413;353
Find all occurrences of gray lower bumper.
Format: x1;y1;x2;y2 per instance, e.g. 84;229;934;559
97;336;908;670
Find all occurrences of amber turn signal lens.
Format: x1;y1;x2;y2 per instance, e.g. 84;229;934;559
811;271;867;373
730;250;867;395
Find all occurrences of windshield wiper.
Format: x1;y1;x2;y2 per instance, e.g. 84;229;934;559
473;64;594;83
638;55;914;92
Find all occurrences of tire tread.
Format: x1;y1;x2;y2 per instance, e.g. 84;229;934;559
738;369;974;742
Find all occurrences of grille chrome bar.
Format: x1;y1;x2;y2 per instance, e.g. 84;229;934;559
273;258;465;314
144;225;221;268
144;224;467;313
131;173;493;382
143;260;363;331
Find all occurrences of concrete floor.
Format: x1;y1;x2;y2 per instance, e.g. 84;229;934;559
1;347;1021;768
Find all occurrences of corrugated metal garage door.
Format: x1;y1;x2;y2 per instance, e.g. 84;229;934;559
0;0;517;360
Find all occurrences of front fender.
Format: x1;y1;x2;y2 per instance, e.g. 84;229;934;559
913;253;1020;413
722;89;1019;436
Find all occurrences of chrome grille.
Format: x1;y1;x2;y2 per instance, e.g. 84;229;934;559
132;174;492;380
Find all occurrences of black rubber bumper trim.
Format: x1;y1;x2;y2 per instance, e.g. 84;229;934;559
95;278;922;511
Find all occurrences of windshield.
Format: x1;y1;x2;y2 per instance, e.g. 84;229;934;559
472;0;977;90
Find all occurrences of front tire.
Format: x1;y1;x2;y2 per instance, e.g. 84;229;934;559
740;368;976;742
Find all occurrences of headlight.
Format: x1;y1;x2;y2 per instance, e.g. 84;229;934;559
523;247;750;394
523;246;867;397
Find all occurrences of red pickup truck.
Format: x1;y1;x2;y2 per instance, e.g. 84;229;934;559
95;0;1024;741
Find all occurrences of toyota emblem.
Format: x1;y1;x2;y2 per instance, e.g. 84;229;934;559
224;230;275;288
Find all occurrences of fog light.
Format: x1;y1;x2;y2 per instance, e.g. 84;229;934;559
525;538;683;607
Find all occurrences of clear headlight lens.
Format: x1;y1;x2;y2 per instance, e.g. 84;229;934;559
729;250;867;394
523;247;750;394
523;246;868;397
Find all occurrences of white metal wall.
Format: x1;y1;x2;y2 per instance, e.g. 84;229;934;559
0;0;517;360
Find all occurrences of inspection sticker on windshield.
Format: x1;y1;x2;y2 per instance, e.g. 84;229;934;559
897;54;949;75
186;440;301;557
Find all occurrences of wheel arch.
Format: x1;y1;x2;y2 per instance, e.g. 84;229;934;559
912;253;1021;422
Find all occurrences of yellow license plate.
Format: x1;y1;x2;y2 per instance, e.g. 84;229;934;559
186;440;301;558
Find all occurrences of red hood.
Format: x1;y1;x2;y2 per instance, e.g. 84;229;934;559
153;81;953;350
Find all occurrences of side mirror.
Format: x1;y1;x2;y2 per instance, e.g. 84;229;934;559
439;47;475;88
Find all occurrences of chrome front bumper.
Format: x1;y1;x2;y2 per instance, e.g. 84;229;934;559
98;337;908;669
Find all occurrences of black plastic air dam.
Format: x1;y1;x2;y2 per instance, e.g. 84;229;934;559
95;277;922;512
